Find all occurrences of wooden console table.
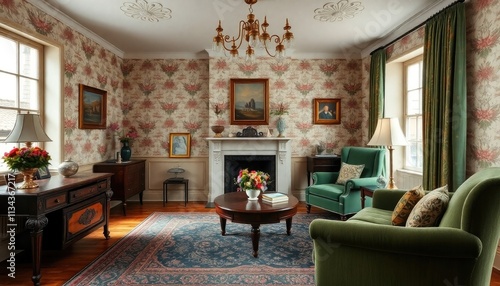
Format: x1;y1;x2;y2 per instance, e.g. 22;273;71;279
307;156;341;185
0;172;113;286
93;160;145;215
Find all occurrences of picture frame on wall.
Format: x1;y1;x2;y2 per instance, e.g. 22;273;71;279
313;98;341;125
230;78;269;125
169;133;191;158
34;166;51;180
78;84;107;129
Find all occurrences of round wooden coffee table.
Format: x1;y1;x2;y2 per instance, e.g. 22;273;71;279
214;191;299;257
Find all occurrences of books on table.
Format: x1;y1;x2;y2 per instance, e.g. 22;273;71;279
262;192;289;204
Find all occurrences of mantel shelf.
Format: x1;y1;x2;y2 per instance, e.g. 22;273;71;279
205;137;292;141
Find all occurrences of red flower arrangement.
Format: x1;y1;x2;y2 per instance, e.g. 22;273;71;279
2;146;51;170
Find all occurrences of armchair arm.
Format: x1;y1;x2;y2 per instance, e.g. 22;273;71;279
310;219;481;258
371;189;407;211
312;172;339;185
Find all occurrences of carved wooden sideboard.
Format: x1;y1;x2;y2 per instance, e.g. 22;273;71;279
0;172;113;286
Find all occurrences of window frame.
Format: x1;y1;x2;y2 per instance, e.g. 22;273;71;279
403;55;423;173
0;27;45;172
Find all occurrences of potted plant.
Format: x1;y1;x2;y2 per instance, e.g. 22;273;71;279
211;103;225;137
2;146;51;189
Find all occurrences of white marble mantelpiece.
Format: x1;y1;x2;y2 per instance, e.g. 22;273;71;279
206;137;292;204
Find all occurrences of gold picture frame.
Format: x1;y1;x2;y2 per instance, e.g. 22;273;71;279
313;98;341;125
169;133;191;158
230;78;269;125
78;84;107;129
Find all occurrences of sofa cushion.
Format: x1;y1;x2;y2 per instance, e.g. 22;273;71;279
406;185;449;227
336;162;365;185
349;207;393;225
391;185;425;226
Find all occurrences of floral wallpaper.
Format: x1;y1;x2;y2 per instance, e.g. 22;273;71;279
208;58;366;157
0;0;123;166
1;0;499;173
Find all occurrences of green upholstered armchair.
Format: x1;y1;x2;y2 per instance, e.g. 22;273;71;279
305;146;386;220
309;167;500;286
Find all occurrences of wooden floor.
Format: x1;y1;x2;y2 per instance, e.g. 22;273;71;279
0;201;499;286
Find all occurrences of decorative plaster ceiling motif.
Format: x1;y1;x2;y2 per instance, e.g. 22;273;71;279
314;0;364;22
121;0;172;22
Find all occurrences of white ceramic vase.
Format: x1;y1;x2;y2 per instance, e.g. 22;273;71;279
245;189;261;201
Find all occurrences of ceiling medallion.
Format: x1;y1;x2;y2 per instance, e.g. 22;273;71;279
314;0;364;22
121;0;172;22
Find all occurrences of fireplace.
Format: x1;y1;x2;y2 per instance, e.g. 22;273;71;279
206;137;291;205
224;155;276;193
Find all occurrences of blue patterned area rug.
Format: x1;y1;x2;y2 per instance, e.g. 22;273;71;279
65;212;334;286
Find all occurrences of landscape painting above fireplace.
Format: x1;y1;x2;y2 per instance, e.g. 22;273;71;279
230;78;269;125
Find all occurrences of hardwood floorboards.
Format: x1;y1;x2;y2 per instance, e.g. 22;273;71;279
0;201;499;286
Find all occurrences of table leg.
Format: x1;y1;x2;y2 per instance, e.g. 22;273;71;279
25;215;48;286
104;188;113;239
184;182;188;206
163;183;166;207
286;217;293;235
251;224;260;258
361;189;365;209
220;217;226;236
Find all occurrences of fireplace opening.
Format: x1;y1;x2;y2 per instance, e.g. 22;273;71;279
224;155;276;193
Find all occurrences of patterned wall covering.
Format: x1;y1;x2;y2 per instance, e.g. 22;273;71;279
2;0;499;173
0;0;124;166
208;58;366;157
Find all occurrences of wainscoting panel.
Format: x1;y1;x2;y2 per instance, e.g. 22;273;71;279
292;157;308;201
395;170;422;190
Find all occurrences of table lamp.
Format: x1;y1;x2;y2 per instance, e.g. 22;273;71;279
3;113;52;188
367;117;407;189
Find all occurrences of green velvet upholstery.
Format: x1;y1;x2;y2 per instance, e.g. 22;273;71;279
305;146;386;219
309;167;500;286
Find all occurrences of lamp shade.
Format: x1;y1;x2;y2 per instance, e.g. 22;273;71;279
367;117;407;147
3;113;52;143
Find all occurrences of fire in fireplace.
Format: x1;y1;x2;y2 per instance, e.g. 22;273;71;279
224;155;276;193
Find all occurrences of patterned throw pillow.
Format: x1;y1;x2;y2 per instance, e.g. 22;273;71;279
406;185;449;227
391;185;425;226
335;162;365;185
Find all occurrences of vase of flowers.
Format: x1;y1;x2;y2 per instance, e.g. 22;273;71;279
119;127;138;162
270;103;288;137
235;169;271;200
2;146;51;189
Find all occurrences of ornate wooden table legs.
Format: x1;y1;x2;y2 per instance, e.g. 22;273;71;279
26;215;48;286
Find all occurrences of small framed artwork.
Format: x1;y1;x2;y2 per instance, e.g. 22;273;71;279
313;98;341;124
169;133;191;158
230;78;269;125
35;166;51;180
78;84;107;129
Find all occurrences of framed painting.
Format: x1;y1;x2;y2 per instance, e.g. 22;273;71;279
313;98;341;125
230;78;269;125
78;84;107;129
35;166;51;180
169;133;191;158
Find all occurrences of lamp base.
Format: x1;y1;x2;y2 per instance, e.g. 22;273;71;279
386;178;397;190
18;168;39;189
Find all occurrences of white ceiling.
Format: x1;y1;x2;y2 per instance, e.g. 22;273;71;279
32;0;454;59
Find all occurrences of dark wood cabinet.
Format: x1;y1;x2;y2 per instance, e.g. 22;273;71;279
307;156;341;185
93;160;146;215
0;172;113;286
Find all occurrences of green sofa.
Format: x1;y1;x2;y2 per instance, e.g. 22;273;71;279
309;167;500;286
305;146;386;220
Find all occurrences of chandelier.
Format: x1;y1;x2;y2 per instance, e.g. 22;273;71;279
212;0;294;62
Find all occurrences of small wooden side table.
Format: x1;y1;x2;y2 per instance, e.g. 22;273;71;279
360;185;379;208
163;178;189;206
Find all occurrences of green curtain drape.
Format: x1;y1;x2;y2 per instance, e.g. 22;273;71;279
368;48;386;136
422;3;466;192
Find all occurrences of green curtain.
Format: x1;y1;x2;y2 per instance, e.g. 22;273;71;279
368;48;386;136
422;3;466;191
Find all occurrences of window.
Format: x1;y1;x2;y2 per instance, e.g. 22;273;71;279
0;28;44;171
403;56;423;172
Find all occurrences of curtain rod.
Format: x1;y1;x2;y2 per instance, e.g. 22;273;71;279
370;0;465;55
